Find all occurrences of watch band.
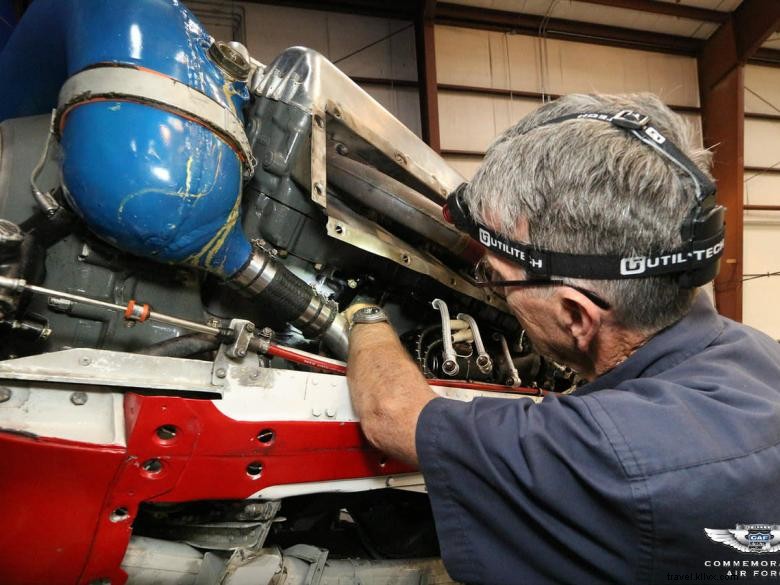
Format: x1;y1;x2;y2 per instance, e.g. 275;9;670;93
350;305;389;328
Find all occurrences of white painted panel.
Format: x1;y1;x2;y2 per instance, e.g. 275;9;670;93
745;119;780;168
327;14;417;81
436;26;700;107
361;85;422;138
443;155;484;179
241;3;330;65
439;92;542;152
745;173;780;206
435;25;495;88
745;65;780;116
239;3;416;81
743;222;780;340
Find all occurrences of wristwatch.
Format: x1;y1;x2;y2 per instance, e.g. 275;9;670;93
350;305;389;329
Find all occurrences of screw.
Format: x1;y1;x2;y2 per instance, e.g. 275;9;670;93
347;279;358;289
257;429;275;443
70;391;88;406
245;323;255;333
0;388;11;403
313;182;324;196
334;224;344;235
215;368;227;379
156;425;177;441
249;369;260;379
79;356;91;366
236;348;247;358
394;152;406;165
335;143;349;156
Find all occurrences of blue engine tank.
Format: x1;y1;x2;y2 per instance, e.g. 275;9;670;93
0;0;254;276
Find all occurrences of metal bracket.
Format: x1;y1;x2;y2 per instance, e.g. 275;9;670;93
226;319;255;359
285;544;329;585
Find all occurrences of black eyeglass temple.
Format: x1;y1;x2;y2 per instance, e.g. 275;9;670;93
474;279;612;310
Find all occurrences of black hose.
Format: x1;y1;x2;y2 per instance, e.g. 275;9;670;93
138;333;221;357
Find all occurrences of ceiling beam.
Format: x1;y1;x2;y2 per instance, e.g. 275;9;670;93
570;0;728;24
699;0;780;92
240;0;417;20
435;2;701;55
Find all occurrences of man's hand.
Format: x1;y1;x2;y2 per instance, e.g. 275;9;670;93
346;318;437;465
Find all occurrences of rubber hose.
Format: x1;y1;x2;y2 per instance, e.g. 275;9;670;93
138;333;221;357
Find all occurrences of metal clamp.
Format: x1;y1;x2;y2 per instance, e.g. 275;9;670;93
225;319;255;359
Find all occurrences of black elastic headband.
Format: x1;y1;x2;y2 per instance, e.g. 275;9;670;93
444;110;725;287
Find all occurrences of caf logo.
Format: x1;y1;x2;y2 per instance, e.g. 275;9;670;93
705;524;780;553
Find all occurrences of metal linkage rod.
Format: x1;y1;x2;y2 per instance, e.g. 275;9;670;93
0;276;221;336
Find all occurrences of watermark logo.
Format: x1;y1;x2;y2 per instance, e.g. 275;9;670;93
620;256;646;275
705;524;780;553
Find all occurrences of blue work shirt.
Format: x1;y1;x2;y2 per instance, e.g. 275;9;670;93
417;293;780;584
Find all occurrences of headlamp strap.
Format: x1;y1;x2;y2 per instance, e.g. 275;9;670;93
444;109;725;286
454;210;723;280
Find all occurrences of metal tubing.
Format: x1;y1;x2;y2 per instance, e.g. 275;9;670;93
432;298;459;376
0;277;221;336
458;312;493;374
327;152;474;258
495;333;521;387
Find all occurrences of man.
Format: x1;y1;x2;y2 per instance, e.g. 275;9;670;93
346;93;780;584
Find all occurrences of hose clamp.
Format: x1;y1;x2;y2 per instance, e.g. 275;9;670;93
56;65;256;176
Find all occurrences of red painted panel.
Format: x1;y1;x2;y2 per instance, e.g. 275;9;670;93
0;432;125;585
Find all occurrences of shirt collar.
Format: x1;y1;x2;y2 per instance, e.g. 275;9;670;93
575;292;724;395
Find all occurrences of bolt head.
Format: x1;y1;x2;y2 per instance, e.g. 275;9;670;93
245;323;255;333
70;391;88;406
237;348;247;357
215;368;227;379
325;408;336;418
312;408;322;417
0;388;11;403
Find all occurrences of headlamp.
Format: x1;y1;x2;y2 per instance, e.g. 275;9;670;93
442;110;725;288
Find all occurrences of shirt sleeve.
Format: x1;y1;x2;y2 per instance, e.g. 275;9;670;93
416;394;645;585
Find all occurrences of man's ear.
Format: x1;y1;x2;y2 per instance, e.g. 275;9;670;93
557;288;604;353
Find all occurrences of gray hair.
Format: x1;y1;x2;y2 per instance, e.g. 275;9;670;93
465;93;713;332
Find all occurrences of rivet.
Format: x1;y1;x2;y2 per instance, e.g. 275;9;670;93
70;391;88;406
0;388;11;403
79;356;91;366
311;378;319;386
215;368;227;379
325;408;336;418
312;408;322;417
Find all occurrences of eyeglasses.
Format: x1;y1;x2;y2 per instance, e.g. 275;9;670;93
472;257;612;310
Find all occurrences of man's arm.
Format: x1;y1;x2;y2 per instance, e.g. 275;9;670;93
347;322;438;465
